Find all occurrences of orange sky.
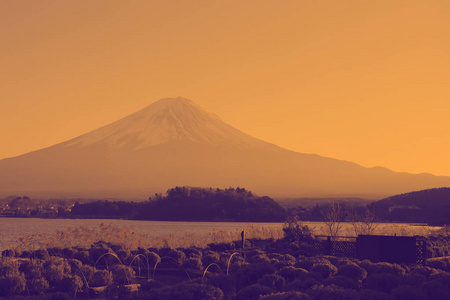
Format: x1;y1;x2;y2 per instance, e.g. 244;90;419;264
1;0;449;176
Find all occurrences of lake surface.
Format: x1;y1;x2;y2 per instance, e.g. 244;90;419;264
0;217;438;251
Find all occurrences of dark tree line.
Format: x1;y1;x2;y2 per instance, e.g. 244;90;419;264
70;186;286;222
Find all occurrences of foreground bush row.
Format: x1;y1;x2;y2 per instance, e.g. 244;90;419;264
2;239;450;299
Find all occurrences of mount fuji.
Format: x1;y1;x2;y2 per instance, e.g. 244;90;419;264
1;97;449;199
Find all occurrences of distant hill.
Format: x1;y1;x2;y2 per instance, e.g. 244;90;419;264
70;186;286;222
1;97;450;199
369;187;450;225
276;197;377;208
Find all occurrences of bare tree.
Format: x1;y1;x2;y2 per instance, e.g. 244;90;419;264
321;202;343;237
348;207;379;236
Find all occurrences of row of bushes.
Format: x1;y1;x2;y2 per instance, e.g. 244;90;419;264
3;237;450;299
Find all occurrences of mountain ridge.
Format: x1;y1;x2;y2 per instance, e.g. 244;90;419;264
0;97;449;200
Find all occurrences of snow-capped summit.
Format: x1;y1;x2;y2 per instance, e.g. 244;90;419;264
63;97;265;150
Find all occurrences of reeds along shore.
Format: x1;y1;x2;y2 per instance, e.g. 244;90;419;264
8;222;438;252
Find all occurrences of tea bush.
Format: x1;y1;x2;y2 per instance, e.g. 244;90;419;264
90;269;113;287
234;263;276;289
336;262;367;281
283;278;320;292
27;277;50;295
323;275;359;290
73;250;92;265
111;264;135;285
58;275;83;294
236;284;275;300
310;262;338;279
260;291;312;300
183;257;203;270
147;251;161;267
0;274;26;297
307;284;359;300
391;286;426;300
278;266;309;282
0;257;21;277
364;273;400;293
138;282;224;300
258;274;285;291
19;259;44;279
207;274;237;300
202;251;221;267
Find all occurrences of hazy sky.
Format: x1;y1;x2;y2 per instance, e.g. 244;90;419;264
1;0;449;176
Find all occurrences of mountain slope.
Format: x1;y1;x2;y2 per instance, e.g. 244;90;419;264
369;188;450;224
0;97;449;199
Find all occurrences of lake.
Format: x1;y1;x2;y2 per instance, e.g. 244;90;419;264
0;217;438;251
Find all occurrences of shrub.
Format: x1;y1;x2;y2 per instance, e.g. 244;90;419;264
19;250;32;258
235;263;276;289
283;215;314;242
33;249;50;260
357;289;390;300
67;259;82;273
411;266;440;278
363;273;399;293
43;257;71;286
310;262;338;279
116;249;132;264
184;247;202;259
323;276;359;290
202;251;221;267
278;266;309;282
283;278;320;292
358;260;377;274
336;263;367;281
373;262;406;276
427;258;449;271
58;275;83;294
294;257;331;271
105;283;140;299
229;261;248;274
47;247;62;257
140;279;165;291
421;278;450;299
78;265;95;283
111;264;135;285
73;250;92;265
183;257;203;270
159;248;186;267
147;252;161;267
391;286;426;300
268;253;285;260
0;257;21;277
399;273;426;286
61;248;77;259
207;274;237;300
258;274;285;291
260;291;312;300
249;254;271;264
19;259;44;279
27;277;50;295
138;282;224;300
1;249;16;258
307;284;359;300
0;274;26;297
236;284;275;300
90;269;113;287
208;242;235;252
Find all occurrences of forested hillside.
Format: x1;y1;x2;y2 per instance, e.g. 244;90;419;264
70;187;285;222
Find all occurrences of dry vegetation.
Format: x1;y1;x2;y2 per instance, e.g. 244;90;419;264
13;223;285;251
10;222;440;253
